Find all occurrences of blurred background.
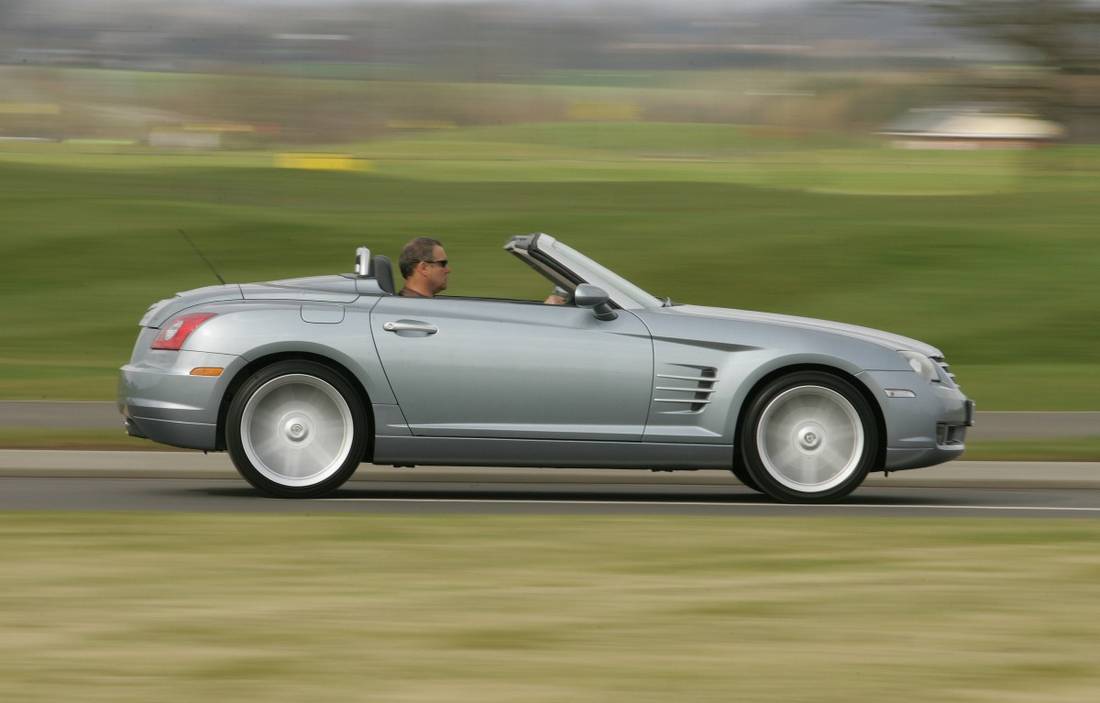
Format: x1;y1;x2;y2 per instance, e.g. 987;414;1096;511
3;5;1100;702
1;0;1098;408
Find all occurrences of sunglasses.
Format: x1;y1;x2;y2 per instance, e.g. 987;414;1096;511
421;259;448;268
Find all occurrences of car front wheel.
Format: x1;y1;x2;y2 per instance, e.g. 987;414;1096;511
740;371;878;503
226;361;368;498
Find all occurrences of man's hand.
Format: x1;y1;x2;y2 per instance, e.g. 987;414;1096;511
544;286;569;305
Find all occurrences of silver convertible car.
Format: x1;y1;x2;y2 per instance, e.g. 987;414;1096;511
119;233;973;503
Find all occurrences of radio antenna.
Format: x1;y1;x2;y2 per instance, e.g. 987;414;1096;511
178;229;226;285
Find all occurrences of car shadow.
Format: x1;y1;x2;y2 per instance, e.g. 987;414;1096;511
192;485;954;506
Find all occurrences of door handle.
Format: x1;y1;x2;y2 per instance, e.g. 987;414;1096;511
383;320;438;335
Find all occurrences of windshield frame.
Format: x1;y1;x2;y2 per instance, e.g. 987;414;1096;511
523;234;663;310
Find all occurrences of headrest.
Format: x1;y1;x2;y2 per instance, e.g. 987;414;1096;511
372;254;396;295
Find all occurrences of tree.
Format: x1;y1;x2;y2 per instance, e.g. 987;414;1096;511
923;1;1099;73
883;0;1100;140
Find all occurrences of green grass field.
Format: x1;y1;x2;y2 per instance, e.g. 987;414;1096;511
2;513;1100;702
1;122;1098;406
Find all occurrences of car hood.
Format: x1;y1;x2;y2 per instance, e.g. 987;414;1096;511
666;304;943;358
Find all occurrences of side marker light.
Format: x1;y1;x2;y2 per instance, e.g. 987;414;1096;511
190;367;224;377
885;389;916;398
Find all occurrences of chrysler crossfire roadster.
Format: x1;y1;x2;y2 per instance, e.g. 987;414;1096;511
119;233;973;503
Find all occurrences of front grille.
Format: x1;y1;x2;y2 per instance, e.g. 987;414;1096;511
932;357;958;388
937;423;967;447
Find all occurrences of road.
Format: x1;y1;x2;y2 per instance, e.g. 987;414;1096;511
1;454;1098;517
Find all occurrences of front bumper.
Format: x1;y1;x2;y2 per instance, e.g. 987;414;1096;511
859;371;974;471
118;349;244;450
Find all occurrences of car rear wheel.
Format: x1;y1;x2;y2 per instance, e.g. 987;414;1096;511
226;361;368;498
740;371;878;503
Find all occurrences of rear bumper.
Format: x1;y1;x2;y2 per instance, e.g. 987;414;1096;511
118;350;244;451
124;414;218;449
859;371;974;472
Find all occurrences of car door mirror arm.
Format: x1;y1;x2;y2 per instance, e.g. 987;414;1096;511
573;284;618;321
592;303;618;321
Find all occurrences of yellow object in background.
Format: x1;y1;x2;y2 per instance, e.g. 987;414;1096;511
567;101;640;121
0;103;61;115
275;153;371;171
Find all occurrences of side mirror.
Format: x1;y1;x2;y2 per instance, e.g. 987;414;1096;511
574;284;618;321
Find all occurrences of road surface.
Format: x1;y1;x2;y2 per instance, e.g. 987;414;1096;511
1;453;1098;517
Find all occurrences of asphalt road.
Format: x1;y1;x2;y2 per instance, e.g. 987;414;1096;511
2;459;1099;517
1;402;1098;440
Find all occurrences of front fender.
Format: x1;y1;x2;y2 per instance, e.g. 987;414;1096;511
722;351;882;444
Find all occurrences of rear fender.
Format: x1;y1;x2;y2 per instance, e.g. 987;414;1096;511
182;302;395;405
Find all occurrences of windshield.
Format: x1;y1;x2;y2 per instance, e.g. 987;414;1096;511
539;237;663;310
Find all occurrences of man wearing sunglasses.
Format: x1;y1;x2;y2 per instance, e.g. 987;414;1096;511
396;235;566;304
397;236;451;298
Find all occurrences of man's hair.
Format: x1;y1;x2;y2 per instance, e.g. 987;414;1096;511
398;237;442;279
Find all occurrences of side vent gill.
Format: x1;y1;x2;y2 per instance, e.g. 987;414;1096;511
654;364;718;414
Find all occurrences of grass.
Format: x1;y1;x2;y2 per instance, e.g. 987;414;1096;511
1;123;1098;407
2;513;1100;702
961;437;1100;462
949;365;1100;412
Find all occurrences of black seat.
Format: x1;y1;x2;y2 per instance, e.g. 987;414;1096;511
371;254;396;295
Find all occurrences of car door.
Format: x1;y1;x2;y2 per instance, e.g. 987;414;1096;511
370;296;653;441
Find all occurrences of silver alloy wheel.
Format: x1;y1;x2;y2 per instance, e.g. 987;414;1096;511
755;385;865;492
239;373;355;487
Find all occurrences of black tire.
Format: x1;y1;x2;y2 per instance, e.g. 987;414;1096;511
226;360;369;498
731;455;763;492
739;371;878;503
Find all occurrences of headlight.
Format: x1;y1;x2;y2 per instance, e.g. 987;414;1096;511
898;350;938;383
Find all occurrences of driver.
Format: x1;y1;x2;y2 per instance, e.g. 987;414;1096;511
397;237;450;298
396;236;567;304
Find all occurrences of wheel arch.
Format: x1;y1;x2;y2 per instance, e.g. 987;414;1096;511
732;362;887;470
215;351;376;461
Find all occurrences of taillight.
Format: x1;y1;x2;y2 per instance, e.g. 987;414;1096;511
151;313;216;351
